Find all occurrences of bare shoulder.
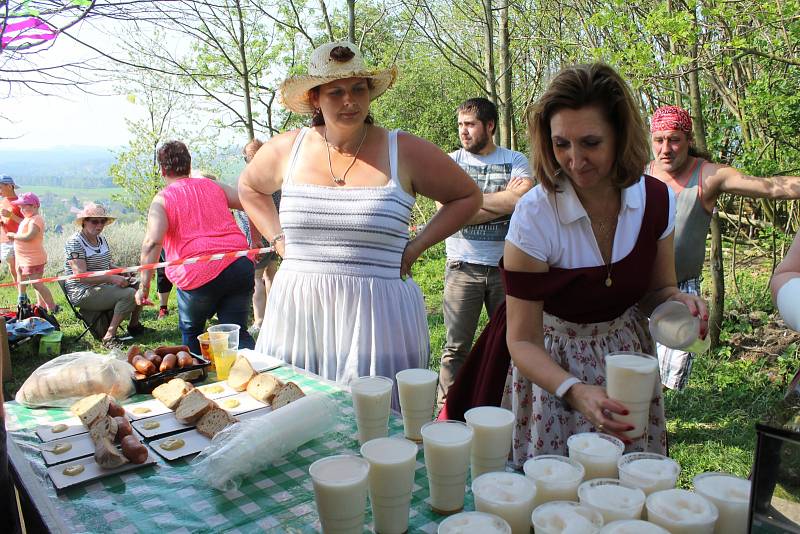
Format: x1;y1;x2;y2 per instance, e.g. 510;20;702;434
396;130;444;159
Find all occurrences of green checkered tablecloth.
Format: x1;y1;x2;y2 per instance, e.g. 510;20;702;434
5;366;476;533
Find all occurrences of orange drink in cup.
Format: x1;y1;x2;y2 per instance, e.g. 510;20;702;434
197;333;214;370
215;348;237;380
208;332;229;376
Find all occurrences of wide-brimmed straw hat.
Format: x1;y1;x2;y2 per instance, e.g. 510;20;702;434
279;41;398;114
72;202;116;226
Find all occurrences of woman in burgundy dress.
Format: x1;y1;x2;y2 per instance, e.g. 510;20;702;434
442;63;708;467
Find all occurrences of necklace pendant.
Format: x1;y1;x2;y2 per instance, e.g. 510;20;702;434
332;176;346;185
605;276;612;287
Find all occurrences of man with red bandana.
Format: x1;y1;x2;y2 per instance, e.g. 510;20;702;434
648;105;800;389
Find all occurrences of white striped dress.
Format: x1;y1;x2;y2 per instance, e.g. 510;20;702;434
255;128;430;405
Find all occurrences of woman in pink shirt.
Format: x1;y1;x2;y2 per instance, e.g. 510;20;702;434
135;141;255;354
7;192;56;312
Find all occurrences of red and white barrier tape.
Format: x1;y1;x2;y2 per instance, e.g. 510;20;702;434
0;246;274;289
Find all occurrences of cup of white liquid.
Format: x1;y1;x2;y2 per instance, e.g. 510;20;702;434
438;511;511;534
396;368;438;442
578;478;646;523
531;501;604;534
523;455;585;506
464;406;514;478
567;433;624;480
360;437;418;534
692;472;751;534
645;489;719;534
351;376;394;445
309;455;370;534
472;472;537;534
599;519;669;533
617;453;681;495
421;420;474;515
649;301;709;353
605;352;658;438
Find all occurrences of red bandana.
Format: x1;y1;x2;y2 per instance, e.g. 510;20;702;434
650;106;692;133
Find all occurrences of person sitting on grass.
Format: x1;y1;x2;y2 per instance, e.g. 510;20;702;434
6;192;57;314
64;203;148;346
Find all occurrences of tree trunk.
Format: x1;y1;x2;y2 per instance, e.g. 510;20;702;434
499;0;512;149
319;0;335;41
482;0;498;144
347;0;356;44
235;0;255;141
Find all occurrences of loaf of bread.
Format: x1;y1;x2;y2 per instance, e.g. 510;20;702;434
152;378;192;410
94;437;129;469
271;382;305;410
196;408;238;439
246;373;284;404
227;356;257;391
71;393;112;427
174;388;213;424
88;415;119;444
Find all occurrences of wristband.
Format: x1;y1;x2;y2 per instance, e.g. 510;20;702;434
270;232;285;246
555;376;582;400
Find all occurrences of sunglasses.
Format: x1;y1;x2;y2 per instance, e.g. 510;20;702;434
85;218;107;225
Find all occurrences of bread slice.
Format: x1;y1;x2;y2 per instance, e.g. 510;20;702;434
271;382;305;410
152;378;192;410
174;388;213;424
89;415;119;445
246;373;285;404
94;437;129;469
71;393;112;428
196;408;238;439
227;356;257;391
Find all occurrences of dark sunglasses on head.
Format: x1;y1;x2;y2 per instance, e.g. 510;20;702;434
85;218;107;225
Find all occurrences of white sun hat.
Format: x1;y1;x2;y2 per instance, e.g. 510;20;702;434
279;41;398;114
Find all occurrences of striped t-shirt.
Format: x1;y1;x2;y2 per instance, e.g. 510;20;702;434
64;232;112;302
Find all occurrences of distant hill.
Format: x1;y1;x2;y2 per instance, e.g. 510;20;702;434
0;146;116;187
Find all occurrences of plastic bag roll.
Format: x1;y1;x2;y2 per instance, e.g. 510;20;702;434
192;394;339;491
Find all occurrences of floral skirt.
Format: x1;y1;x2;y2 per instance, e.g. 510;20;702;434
500;306;667;468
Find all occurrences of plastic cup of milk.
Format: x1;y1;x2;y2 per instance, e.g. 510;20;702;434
645;488;719;534
437;511;511;533
360;437;418;534
599;519;670;533
617;452;681;495
396;368;438;442
567;432;624;480
692;472;751;534
309;455;370;534
649;301;709;353
464;406;514;478
523;455;585;506
421;420;473;515
351;376;394;445
578;478;646;523
605;352;658;438
472;472;537;534
531;500;605;534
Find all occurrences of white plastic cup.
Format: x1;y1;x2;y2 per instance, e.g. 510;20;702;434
617;453;680;495
605;352;658;439
421;420;473;515
309;455;370;534
531;500;604;534
396;368;438;442
437;511;511;533
350;376;394;445
567;433;624;480
578;478;646;523
360;437;418;534
645;489;719;534
649;301;707;352
208;323;240;350
464;406;514;478
599;519;670;533
692;472;751;534
472;472;537;534
523;455;585;506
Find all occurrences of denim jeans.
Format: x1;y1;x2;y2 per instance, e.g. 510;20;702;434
438;260;504;406
177;257;256;354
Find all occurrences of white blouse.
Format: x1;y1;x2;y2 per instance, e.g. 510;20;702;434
506;177;676;269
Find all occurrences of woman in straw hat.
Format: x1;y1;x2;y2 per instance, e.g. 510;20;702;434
239;41;481;405
64;202;146;345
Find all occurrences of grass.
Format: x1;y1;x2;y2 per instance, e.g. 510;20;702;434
2;233;798;494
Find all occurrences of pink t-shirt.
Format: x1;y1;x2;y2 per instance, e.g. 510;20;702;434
161;177;249;290
14;214;47;267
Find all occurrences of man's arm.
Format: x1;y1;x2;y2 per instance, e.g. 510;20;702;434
703;164;800;208
135;196;168;305
466;177;534;225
